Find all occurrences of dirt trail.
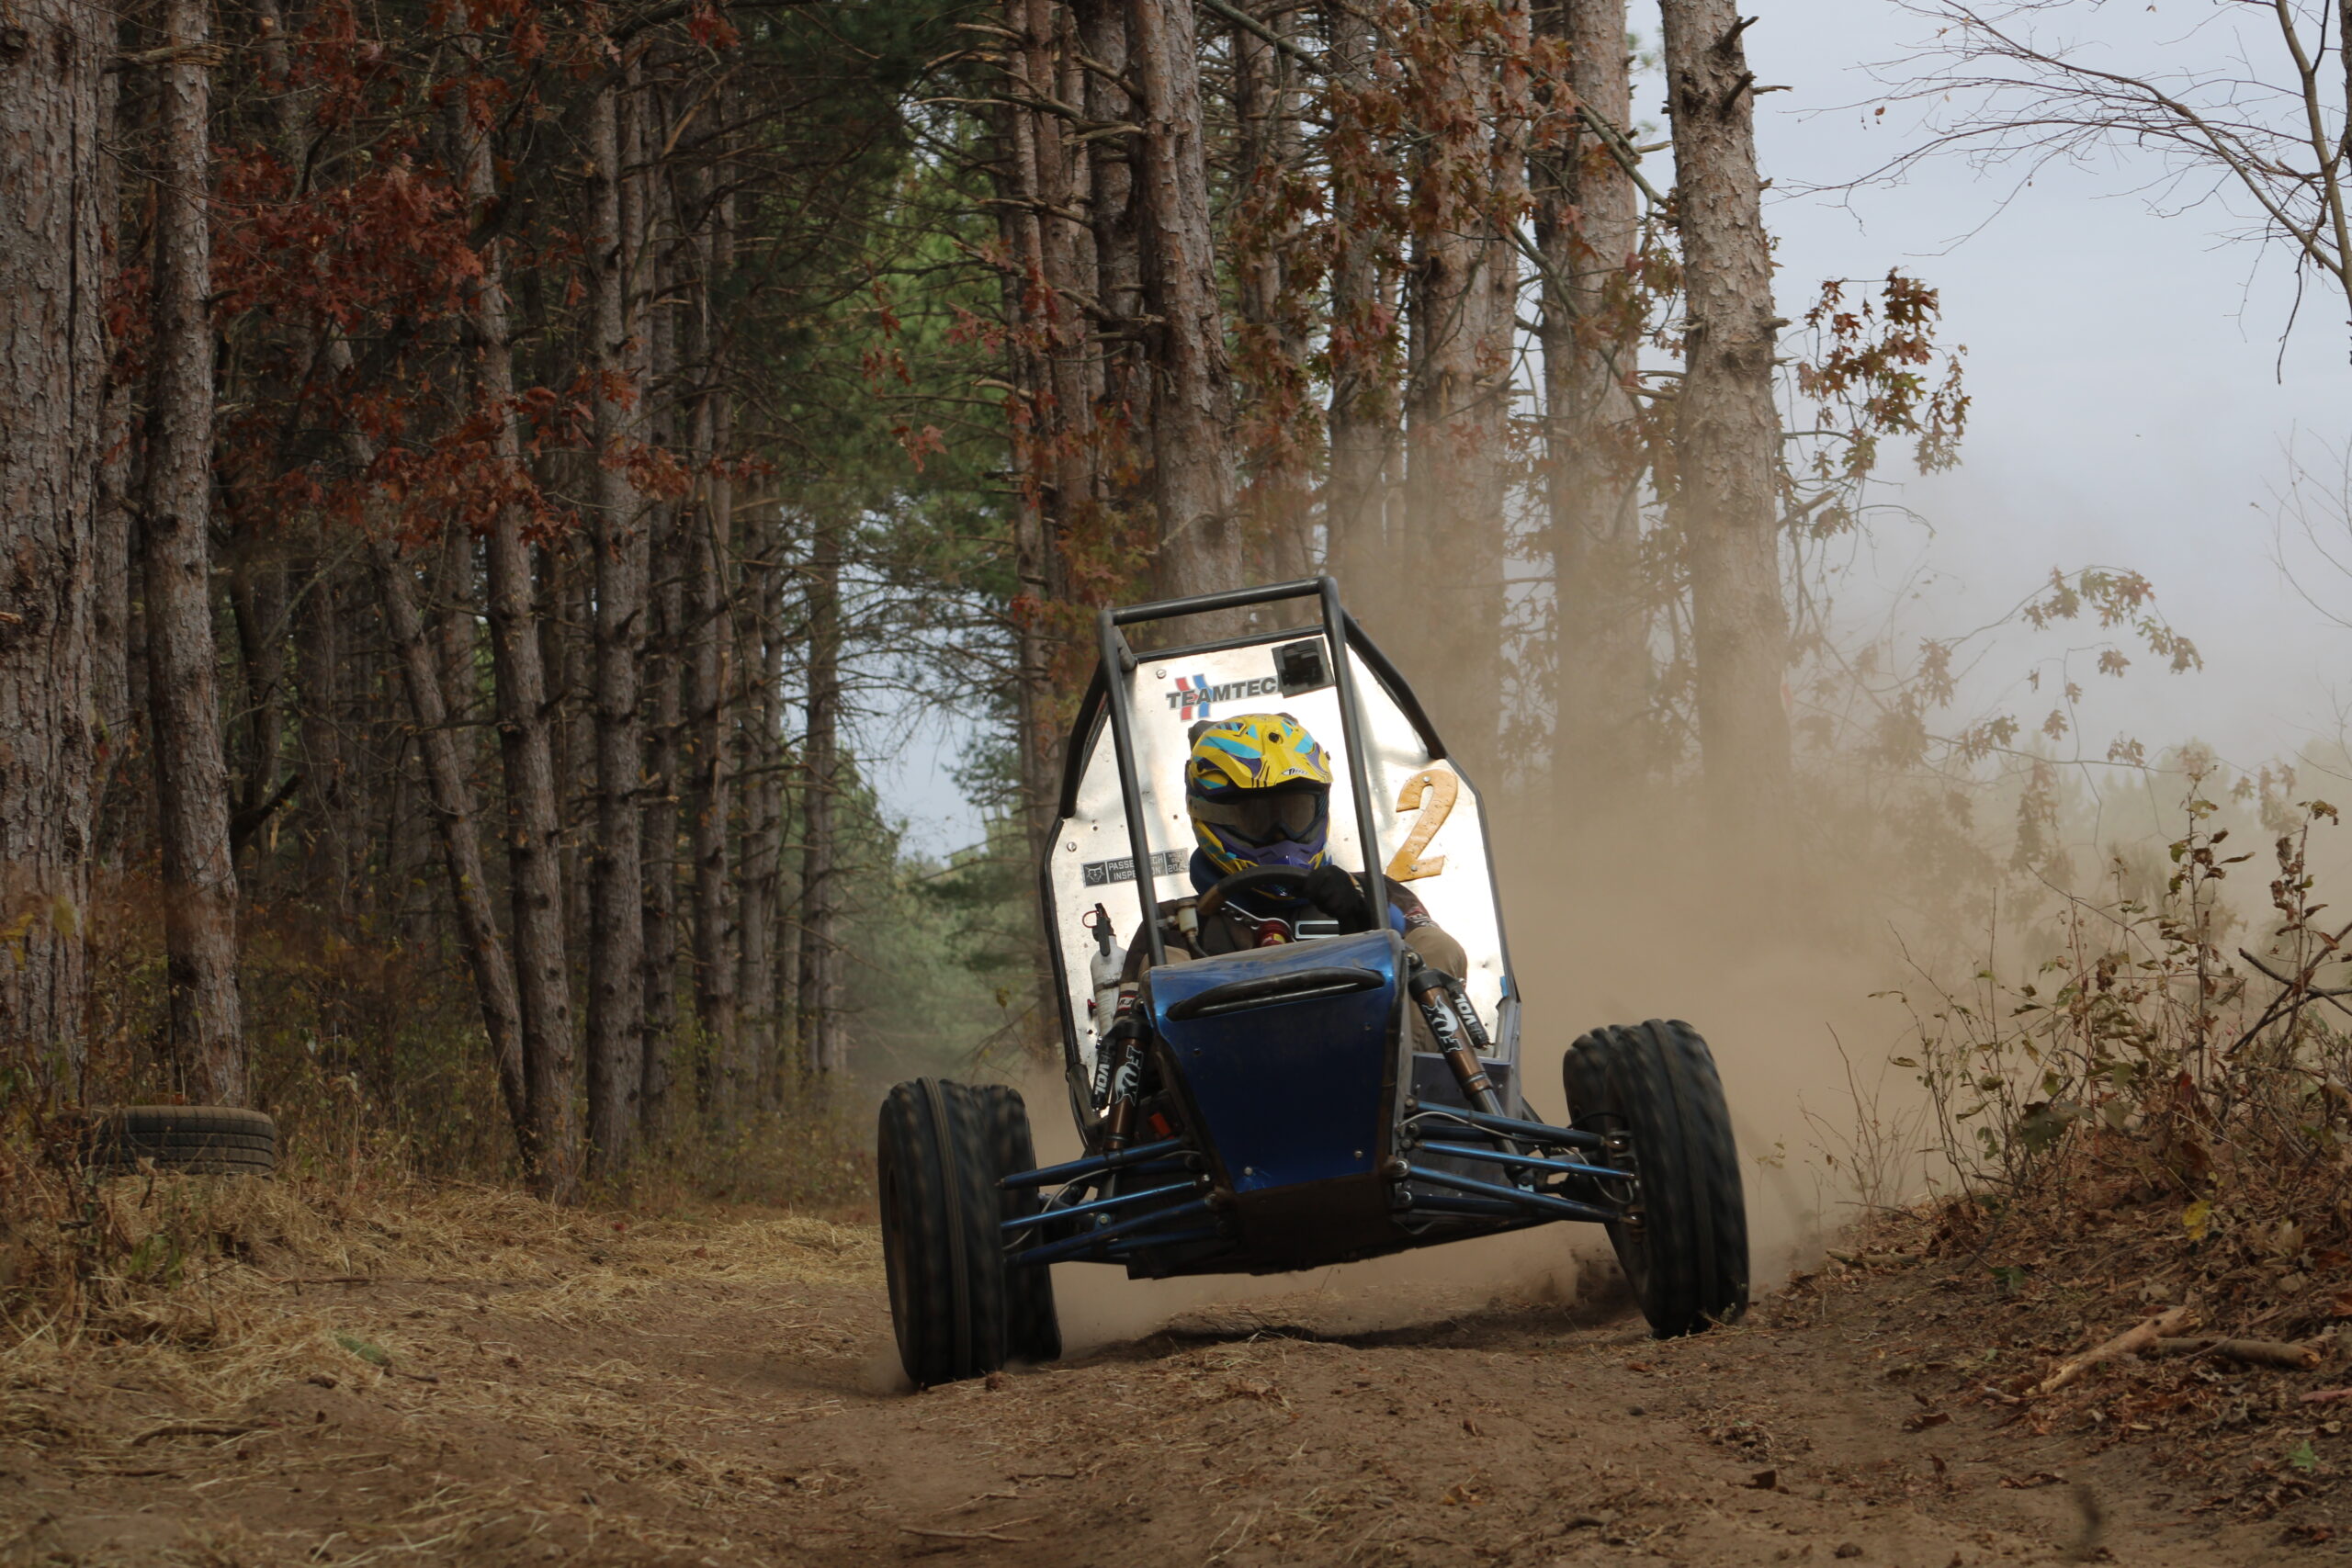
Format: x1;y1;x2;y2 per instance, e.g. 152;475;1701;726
0;1210;2327;1567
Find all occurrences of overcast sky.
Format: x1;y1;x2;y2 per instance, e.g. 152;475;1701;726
868;0;2352;854
1753;0;2348;777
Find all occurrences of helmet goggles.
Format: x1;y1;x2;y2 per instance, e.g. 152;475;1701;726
1187;784;1328;848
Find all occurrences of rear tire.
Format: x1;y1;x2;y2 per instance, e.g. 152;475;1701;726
876;1079;1010;1387
977;1085;1062;1364
83;1106;277;1176
1563;1020;1747;1337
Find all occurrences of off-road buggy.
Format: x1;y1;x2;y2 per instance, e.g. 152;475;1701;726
876;580;1748;1386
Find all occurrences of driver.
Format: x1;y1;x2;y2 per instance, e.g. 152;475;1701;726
1117;712;1470;983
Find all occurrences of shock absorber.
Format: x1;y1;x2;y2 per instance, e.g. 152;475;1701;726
1408;962;1502;1118
1095;995;1144;1150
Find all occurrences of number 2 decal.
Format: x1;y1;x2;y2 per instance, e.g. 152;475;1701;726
1384;767;1458;882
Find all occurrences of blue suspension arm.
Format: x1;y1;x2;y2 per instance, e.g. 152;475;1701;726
1002;1179;1198;1238
999;1137;1187;1191
1412;1140;1628;1183
1008;1196;1219;1267
1403;1164;1622;1224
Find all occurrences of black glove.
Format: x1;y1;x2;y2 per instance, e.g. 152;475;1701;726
1304;863;1374;933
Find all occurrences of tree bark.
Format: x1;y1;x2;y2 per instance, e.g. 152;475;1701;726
458;63;581;1197
553;534;594;998
734;509;784;1114
684;182;736;1117
1125;0;1241;609
992;57;1062;1054
1658;0;1794;864
316;313;534;1154
637;91;681;1145
94;34;133;846
140;0;244;1104
797;511;844;1078
0;0;105;1097
1322;0;1392;612
292;556;352;914
1079;0;1143;442
1232;5;1316;581
1538;0;1649;827
359;513;533;1150
586;74;650;1171
225;548;289;856
1400;1;1517;776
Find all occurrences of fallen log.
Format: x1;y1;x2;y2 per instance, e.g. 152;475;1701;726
2033;1306;2193;1397
2150;1336;2320;1371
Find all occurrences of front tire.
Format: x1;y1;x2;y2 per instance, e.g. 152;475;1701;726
1564;1020;1748;1337
977;1085;1061;1364
877;1079;1010;1387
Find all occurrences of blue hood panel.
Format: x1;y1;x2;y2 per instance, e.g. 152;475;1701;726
1148;930;1406;1203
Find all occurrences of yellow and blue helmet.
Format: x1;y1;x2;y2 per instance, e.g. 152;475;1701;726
1184;713;1334;877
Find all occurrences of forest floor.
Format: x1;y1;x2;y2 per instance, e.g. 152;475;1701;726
0;1179;2342;1567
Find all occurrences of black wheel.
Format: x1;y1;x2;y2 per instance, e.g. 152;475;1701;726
977;1085;1062;1364
876;1078;1010;1387
83;1106;277;1176
1563;1020;1747;1337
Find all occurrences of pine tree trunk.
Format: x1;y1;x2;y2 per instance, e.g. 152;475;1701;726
639;504;683;1145
292;556;352;915
1125;0;1241;607
0;0;105;1096
316;315;533;1149
1538;0;1648;826
1658;0;1793;862
586;75;650;1170
225;551;288;855
140;0;244;1103
1232;6;1315;581
1323;0;1390;610
797;513;843;1078
94;36;133;845
459;72;581;1197
684;185;736;1115
360;514;532;1146
553;537;593;997
1079;0;1143;435
733;509;784;1117
386;744;431;941
992;70;1062;1053
1400;4;1515;775
639;113;682;1145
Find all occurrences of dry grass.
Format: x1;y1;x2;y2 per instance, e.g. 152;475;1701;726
0;1163;882;1440
0;1156;891;1565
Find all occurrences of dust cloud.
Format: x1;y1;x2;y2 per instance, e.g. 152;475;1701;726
1498;830;1929;1291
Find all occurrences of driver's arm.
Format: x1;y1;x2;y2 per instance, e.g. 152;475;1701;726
1305;863;1470;977
1386;880;1470;978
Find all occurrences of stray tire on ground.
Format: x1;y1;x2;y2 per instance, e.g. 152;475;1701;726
1564;1020;1747;1337
82;1106;278;1177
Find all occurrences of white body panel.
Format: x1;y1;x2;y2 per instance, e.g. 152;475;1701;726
1045;631;1517;1092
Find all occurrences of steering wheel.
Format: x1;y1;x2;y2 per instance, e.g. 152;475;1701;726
1193;864;1350;926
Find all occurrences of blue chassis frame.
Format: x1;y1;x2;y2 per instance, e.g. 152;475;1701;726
1007;578;1638;1278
